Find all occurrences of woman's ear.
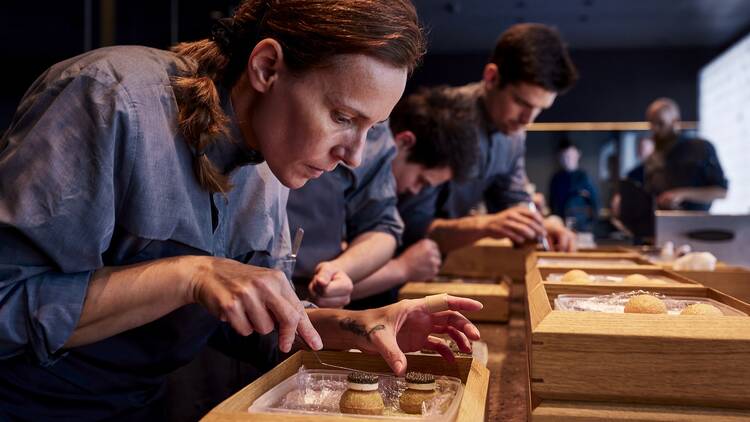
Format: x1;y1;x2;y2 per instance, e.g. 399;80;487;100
394;130;417;151
246;38;285;93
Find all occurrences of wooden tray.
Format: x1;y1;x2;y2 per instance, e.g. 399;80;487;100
538;266;704;292
529;251;656;272
674;267;750;303
532;400;750;421
201;351;489;422
441;238;535;282
525;267;750;410
398;276;510;323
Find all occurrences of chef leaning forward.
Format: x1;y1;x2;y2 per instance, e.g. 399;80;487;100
0;1;482;420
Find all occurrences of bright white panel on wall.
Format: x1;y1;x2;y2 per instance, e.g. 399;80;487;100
699;31;750;214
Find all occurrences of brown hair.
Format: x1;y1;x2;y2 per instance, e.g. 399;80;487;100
490;23;578;94
389;86;478;182
172;0;425;193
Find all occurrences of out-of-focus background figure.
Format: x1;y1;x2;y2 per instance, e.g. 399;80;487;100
642;97;728;211
549;139;600;232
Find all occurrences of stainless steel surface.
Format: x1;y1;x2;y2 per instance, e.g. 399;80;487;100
655;211;750;267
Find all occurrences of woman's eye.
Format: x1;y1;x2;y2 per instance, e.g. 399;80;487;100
333;112;353;126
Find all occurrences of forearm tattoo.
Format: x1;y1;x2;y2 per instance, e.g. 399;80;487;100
339;318;385;342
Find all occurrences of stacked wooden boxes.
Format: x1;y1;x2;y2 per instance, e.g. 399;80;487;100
399;238;532;322
524;251;750;421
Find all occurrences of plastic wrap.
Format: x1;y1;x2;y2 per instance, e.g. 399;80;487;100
554;290;747;316
248;367;464;420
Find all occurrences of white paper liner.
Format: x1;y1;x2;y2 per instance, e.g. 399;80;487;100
348;381;379;391
406;382;436;391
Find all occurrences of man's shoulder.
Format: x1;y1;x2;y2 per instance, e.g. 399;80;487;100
677;135;716;155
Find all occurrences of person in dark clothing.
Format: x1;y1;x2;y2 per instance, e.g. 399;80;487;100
643;98;728;211
549;141;599;231
626;136;655;186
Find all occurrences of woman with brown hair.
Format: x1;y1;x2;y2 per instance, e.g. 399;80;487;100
0;1;481;419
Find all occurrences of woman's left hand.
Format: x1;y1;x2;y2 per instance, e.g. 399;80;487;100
347;295;482;375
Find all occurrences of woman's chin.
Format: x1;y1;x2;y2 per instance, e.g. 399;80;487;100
281;174;310;190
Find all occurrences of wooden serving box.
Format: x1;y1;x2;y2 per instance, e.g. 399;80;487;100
529;251;655;272
398;275;510;322
201;350;489;422
441;238;536;282
524;266;750;419
674;266;750;304
538;266;704;292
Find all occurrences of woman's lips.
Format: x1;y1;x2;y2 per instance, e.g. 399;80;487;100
306;165;325;178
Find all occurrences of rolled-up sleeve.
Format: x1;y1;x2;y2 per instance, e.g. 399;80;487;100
344;124;404;244
0;71;131;364
485;148;531;212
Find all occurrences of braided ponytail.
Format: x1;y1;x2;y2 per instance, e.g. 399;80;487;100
171;0;424;193
171;39;233;193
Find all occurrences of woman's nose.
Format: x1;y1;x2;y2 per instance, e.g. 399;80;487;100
338;133;367;168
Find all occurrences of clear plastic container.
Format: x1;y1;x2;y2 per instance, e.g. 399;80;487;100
248;368;464;420
546;272;682;285
537;258;641;267
554;291;747;316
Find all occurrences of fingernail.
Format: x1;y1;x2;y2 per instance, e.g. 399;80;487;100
394;361;404;374
313;335;323;350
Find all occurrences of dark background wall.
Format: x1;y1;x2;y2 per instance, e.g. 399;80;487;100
0;1;733;216
408;47;720;122
407;47;720;208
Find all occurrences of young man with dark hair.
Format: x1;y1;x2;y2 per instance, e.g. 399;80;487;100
287;86;479;308
349;86;478;306
405;23;580;254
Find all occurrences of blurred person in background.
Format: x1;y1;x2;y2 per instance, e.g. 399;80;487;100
549;139;599;231
643;98;727;210
626;136;655;185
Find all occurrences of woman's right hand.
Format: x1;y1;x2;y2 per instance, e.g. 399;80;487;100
187;256;322;353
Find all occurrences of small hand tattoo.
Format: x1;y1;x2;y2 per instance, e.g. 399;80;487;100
339;318;385;342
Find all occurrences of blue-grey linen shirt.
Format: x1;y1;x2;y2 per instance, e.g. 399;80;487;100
400;82;531;244
286;123;403;279
0;46;288;418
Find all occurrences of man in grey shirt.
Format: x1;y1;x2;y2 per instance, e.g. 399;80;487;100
405;23;580;253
